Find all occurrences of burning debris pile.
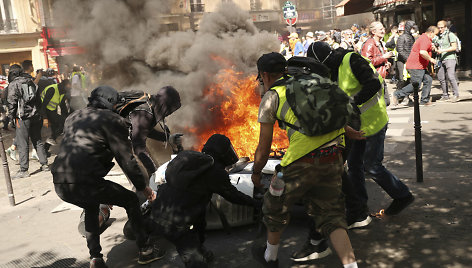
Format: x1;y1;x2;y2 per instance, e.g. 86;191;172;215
54;0;285;158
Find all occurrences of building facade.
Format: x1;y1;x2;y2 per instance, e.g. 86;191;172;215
0;0;45;76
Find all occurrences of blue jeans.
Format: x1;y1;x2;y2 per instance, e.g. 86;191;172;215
394;69;432;104
346;124;411;216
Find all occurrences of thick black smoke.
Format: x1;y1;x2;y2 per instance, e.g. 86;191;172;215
54;0;279;145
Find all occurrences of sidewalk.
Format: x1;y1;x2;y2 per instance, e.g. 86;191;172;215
0;79;472;268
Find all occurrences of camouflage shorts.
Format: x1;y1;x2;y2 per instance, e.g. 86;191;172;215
262;153;347;237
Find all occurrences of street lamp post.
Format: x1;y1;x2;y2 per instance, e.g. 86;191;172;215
0;131;15;206
412;82;424;182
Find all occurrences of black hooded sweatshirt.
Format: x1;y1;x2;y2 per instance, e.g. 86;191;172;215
127;86;181;176
52;106;147;191
151;150;258;231
396;21;416;63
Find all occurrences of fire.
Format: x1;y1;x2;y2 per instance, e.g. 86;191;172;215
188;67;289;160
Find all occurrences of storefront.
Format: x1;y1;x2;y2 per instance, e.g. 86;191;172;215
372;0;435;32
40;27;85;75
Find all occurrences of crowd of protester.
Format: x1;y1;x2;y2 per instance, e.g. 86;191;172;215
0;17;463;268
279;19;461;107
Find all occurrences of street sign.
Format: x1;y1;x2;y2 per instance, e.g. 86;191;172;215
282;1;298;26
286;18;297;25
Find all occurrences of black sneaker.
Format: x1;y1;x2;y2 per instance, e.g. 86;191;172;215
41;164;50;172
90;257;108;268
200;246;214;263
12;170;30;179
138;246;166;265
291;239;331;262
347;214;372;229
384;193;414;216
251;244;279;267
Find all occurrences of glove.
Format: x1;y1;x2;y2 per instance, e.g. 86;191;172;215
169;133;183;147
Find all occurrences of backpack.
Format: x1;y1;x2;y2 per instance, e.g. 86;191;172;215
164;150;214;191
446;32;461;53
115;90;150;116
273;57;352;136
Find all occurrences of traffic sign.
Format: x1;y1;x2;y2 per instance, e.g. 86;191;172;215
282;1;297;26
286;17;297;26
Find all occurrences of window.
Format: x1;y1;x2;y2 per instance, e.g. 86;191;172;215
0;0;17;32
190;0;205;12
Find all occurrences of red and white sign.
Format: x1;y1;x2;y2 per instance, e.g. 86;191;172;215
286;17;297;25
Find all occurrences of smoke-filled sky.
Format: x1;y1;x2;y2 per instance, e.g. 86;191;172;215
53;0;280;146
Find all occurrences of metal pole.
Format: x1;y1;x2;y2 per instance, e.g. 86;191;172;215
0;131;15;206
412;82;423;182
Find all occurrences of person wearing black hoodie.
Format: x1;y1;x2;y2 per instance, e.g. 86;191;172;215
6;63;49;179
117;86;182;183
150;134;260;268
308;42;414;220
52;86;165;268
396;20;417;90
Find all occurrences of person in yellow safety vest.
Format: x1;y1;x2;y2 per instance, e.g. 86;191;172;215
250;52;358;268
39;79;71;146
69;66;87;111
308;42;414;221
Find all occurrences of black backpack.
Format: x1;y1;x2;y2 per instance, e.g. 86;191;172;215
165;150;214;191
115;90;150;116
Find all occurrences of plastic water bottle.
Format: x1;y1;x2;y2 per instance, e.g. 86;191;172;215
269;171;285;197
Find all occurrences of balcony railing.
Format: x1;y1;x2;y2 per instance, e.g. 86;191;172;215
190;3;205;12
0;19;18;33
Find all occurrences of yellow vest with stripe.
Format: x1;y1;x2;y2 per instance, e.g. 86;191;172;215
71;72;86;89
270;79;345;167
40;84;65;111
338;52;388;137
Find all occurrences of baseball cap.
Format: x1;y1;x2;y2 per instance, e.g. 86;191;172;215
257;52;287;77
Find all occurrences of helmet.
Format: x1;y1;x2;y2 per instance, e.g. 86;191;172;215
202;134;239;167
88;86;119;110
45;68;55;77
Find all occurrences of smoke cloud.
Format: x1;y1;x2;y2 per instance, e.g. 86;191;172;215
53;0;279;146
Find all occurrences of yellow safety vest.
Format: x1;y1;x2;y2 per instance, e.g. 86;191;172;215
338;52;388;136
71;72;87;89
271;79;345;167
40;84;65;111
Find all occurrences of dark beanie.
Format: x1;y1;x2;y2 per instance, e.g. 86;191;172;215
307;41;332;63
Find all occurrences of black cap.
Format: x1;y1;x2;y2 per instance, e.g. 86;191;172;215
257;52;287;75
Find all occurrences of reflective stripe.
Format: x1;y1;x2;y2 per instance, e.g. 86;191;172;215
359;89;382;114
287;127;296;139
279;101;290;121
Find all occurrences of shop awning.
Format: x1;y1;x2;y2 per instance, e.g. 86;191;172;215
47;46;85;57
336;0;374;17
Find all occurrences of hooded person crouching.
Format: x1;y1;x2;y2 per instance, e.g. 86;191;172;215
52;86;165;268
149;134;261;268
117;86;182;185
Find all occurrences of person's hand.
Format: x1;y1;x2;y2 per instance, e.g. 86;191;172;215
386;61;392;69
383;52;393;59
436;49;443;54
251;173;263;188
169;133;183;147
431;58;437;65
43;119;49;128
344;126;366;140
142;186;155;201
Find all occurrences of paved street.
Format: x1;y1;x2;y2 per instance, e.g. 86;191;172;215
1;79;472;268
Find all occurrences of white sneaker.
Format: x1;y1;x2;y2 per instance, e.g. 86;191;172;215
5;147;17;161
31;149;39;161
46;138;56;145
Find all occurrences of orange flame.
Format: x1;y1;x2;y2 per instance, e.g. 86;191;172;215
188;67;289;160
